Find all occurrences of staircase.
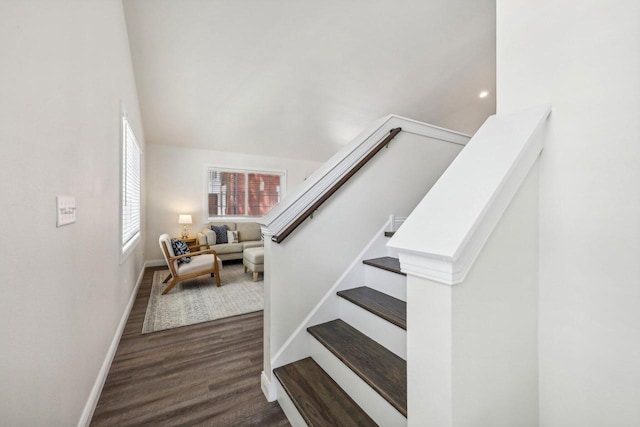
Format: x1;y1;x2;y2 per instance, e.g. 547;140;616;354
273;233;407;426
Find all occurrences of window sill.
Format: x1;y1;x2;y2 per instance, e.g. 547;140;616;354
120;232;141;264
206;216;264;222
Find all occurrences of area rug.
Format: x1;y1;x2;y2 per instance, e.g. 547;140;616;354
142;262;263;334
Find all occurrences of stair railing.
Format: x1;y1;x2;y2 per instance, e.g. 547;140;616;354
259;115;470;244
272;127;401;243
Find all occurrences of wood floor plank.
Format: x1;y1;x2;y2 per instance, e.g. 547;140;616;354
307;319;407;417
362;256;405;275
274;357;378;427
90;266;289;427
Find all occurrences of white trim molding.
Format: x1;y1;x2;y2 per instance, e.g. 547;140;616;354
78;262;147;427
261;371;277;402
258;115;470;237
388;105;551;285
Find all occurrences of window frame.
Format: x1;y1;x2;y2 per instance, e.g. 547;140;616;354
204;165;286;221
120;114;142;260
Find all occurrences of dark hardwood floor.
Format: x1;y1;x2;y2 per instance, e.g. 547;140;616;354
90;266;289;427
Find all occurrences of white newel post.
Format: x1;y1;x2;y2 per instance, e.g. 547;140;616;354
260;233;277;401
406;275;454;426
388;106;550;426
402;163;539;426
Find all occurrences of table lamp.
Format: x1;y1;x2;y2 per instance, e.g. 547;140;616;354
178;214;192;239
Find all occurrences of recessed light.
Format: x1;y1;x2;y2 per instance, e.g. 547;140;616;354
479;91;489;98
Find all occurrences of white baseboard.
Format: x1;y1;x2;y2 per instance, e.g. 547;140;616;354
261;371;277;402
77;262;147;427
145;258;166;267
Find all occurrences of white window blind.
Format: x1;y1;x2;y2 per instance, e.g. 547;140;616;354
206;167;284;218
122;117;141;252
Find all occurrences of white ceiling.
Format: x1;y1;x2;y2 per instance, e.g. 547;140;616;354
123;0;495;162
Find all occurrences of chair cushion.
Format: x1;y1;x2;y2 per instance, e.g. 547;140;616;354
177;254;221;275
171;239;191;264
212;242;243;255
159;234;174;257
236;222;261;242
210;225;228;244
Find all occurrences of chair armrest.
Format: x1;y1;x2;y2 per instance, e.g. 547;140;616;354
169;252;196;261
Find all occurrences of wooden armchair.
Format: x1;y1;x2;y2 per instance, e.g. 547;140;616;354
158;234;222;295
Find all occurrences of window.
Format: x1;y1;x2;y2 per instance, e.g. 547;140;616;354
206;167;285;218
121;116;141;255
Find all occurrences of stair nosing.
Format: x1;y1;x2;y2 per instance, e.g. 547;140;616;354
337;286;406;330
274;357;378;426
362;256;405;276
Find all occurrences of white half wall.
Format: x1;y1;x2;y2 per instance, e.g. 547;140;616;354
498;1;640;425
0;1;146;426
144;143;322;260
263;131;463;388
406;159;539;427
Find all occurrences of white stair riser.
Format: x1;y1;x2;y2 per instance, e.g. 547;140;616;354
309;338;407;427
275;380;308;427
364;266;407;302
338;298;407;359
386;245;400;258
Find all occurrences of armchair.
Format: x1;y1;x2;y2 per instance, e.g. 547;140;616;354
158;234;222;295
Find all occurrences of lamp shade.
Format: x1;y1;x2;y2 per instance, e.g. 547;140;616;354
178;214;192;225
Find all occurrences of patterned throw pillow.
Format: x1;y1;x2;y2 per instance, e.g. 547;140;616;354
171;238;191;264
210;225;229;244
227;230;239;244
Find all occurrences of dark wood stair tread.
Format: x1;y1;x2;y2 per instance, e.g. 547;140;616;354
384;231;395;237
337;287;406;330
307;319;407;417
273;357;378;427
362;256;405;276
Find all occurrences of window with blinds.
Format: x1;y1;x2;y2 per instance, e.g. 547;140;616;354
121;116;141;254
207;168;284;218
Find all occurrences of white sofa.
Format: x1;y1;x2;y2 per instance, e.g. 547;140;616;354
197;221;263;261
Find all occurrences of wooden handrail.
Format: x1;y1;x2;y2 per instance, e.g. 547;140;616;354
272;127;402;243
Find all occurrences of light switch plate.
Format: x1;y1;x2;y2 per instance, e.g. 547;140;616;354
57;195;76;227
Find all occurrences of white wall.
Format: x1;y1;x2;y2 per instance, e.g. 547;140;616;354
144;143;322;260
498;1;640;425
0;1;145;425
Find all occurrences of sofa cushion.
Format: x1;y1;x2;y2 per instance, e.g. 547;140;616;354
208;221;237;231
200;229;216;246
211;243;243;255
242;241;263;250
210;224;228;244
236;222;261;242
171;239;191;264
243;247;264;264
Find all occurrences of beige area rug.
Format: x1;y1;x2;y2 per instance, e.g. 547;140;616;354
142;262;263;334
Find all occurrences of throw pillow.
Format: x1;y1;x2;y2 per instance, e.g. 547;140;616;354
227;230;239;244
171;238;191;264
210;225;229;244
